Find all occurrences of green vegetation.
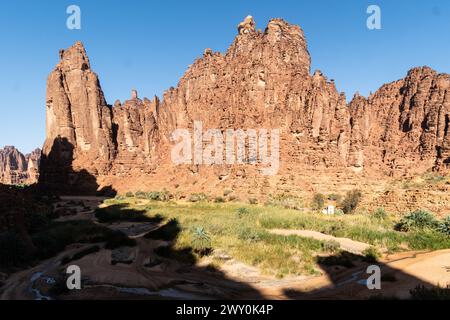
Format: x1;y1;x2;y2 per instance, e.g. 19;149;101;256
265;193;303;210
362;247;381;262
410;285;450;300
258;208;450;251
322;240;340;253
328;193;342;202
395;210;440;232
190;227;212;256
372;208;388;221
214;196;225;203
131;190;171;201
402;171;447;189
236;207;250;218
438;216;450;236
98;196;450;278
188;193;208;202
341;189;362;214
311;193;325;211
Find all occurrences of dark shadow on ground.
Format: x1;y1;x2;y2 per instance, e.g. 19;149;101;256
94;204;164;224
283;251;450;300
38;136;116;196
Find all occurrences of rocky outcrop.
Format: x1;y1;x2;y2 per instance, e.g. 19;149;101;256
25;148;41;184
0;146;41;185
348;67;450;175
40;42;115;192
40;16;450;195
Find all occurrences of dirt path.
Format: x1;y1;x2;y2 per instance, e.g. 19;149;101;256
269;229;372;255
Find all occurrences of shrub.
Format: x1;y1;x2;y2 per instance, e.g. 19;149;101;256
191;227;212;256
125;192;134;198
248;198;258;205
437;216;450;236
373;208;388;220
322;240;340;253
135;191;148;199
328;193;342;202
147;190;171;201
316;252;355;268
362;247;381;262
188;193;208;202
395;210;440;232
214;196;225;203
236;207;250;218
410;285;450;300
312;193;325;210
334;209;344;216
341;189;362;214
266;194;303;210
237;227;261;243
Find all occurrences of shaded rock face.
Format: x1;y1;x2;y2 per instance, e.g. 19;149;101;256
40;17;450;194
0;184;36;253
0;146;41;184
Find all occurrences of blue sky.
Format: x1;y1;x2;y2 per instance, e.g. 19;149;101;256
0;0;449;153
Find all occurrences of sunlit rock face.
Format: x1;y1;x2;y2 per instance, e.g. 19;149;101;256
40;17;450;195
0;146;41;185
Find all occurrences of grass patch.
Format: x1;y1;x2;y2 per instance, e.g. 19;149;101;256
97;198;450;278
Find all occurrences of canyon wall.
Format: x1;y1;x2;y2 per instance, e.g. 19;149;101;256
0;146;41;185
39;16;450;196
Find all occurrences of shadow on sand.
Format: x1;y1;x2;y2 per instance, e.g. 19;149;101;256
38;136;116;196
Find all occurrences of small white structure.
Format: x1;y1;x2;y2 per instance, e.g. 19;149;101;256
322;205;335;215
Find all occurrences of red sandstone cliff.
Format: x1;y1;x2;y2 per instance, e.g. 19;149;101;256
39;16;450;195
0;146;41;185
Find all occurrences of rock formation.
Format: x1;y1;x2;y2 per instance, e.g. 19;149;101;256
39;16;450;197
0;146;41;185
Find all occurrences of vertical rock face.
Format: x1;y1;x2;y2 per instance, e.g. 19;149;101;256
41;42;115;191
43;41;115;171
25;148;42;184
348;67;450;175
0;146;41;185
110;92;160;176
39;17;450;194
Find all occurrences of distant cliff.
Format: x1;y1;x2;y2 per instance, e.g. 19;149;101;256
0;146;41;185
